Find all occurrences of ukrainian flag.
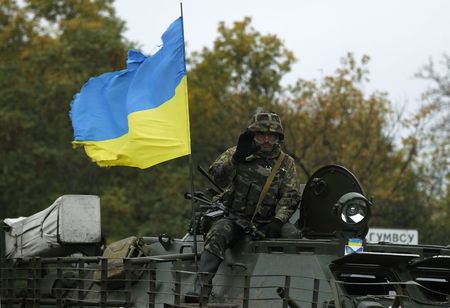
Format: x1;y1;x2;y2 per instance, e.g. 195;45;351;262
70;18;190;169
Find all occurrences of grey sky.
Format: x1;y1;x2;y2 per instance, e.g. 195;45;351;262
114;0;450;114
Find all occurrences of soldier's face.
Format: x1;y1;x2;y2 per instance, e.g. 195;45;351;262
254;132;278;152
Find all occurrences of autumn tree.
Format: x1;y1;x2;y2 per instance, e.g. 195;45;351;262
188;18;431;240
415;54;449;196
188;17;295;164
280;53;430;233
413;54;450;243
0;0;141;239
0;0;198;241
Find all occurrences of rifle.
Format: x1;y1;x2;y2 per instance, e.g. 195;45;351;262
197;165;224;194
185;192;265;240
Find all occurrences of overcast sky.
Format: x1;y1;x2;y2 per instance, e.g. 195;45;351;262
114;0;450;114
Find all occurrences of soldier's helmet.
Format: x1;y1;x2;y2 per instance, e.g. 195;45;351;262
247;109;284;141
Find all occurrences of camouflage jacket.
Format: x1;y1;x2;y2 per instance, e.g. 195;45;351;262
208;145;300;224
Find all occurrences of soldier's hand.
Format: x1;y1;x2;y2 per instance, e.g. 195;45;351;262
260;218;283;238
232;131;260;163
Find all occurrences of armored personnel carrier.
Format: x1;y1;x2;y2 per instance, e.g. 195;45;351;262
1;165;450;307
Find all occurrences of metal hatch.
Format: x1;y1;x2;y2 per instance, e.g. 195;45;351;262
408;255;450;269
332;252;420;267
299;165;365;238
408;256;450;302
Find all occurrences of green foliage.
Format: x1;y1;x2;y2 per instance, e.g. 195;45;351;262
1;2;447;244
0;0;126;219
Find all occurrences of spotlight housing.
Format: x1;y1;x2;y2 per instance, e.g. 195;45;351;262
332;192;372;238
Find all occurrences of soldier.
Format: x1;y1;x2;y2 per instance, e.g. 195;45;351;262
185;109;301;303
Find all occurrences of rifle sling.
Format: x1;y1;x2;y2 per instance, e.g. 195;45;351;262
251;151;286;223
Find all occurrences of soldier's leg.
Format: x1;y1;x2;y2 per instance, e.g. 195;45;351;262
281;222;302;239
204;217;241;259
185;218;240;303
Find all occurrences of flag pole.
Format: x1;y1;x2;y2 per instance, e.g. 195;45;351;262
180;2;199;269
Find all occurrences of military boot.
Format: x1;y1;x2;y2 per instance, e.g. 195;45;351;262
185;250;222;303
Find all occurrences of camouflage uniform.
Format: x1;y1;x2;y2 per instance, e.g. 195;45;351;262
204;144;300;259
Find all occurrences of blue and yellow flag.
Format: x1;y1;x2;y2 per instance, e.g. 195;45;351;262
70;18;190;169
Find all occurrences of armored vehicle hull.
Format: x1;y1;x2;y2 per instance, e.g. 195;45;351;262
1;234;450;307
2;165;449;307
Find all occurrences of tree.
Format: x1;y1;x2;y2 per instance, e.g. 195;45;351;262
188;17;295;164
0;0;134;235
412;54;450;244
415;54;450;196
282;53;428;232
0;1;193;241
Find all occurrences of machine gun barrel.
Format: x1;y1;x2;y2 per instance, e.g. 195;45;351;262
197;165;224;193
210;202;265;240
184;192;212;205
184;192;265;240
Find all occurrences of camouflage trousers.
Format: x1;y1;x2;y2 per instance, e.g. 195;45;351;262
204;218;300;259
